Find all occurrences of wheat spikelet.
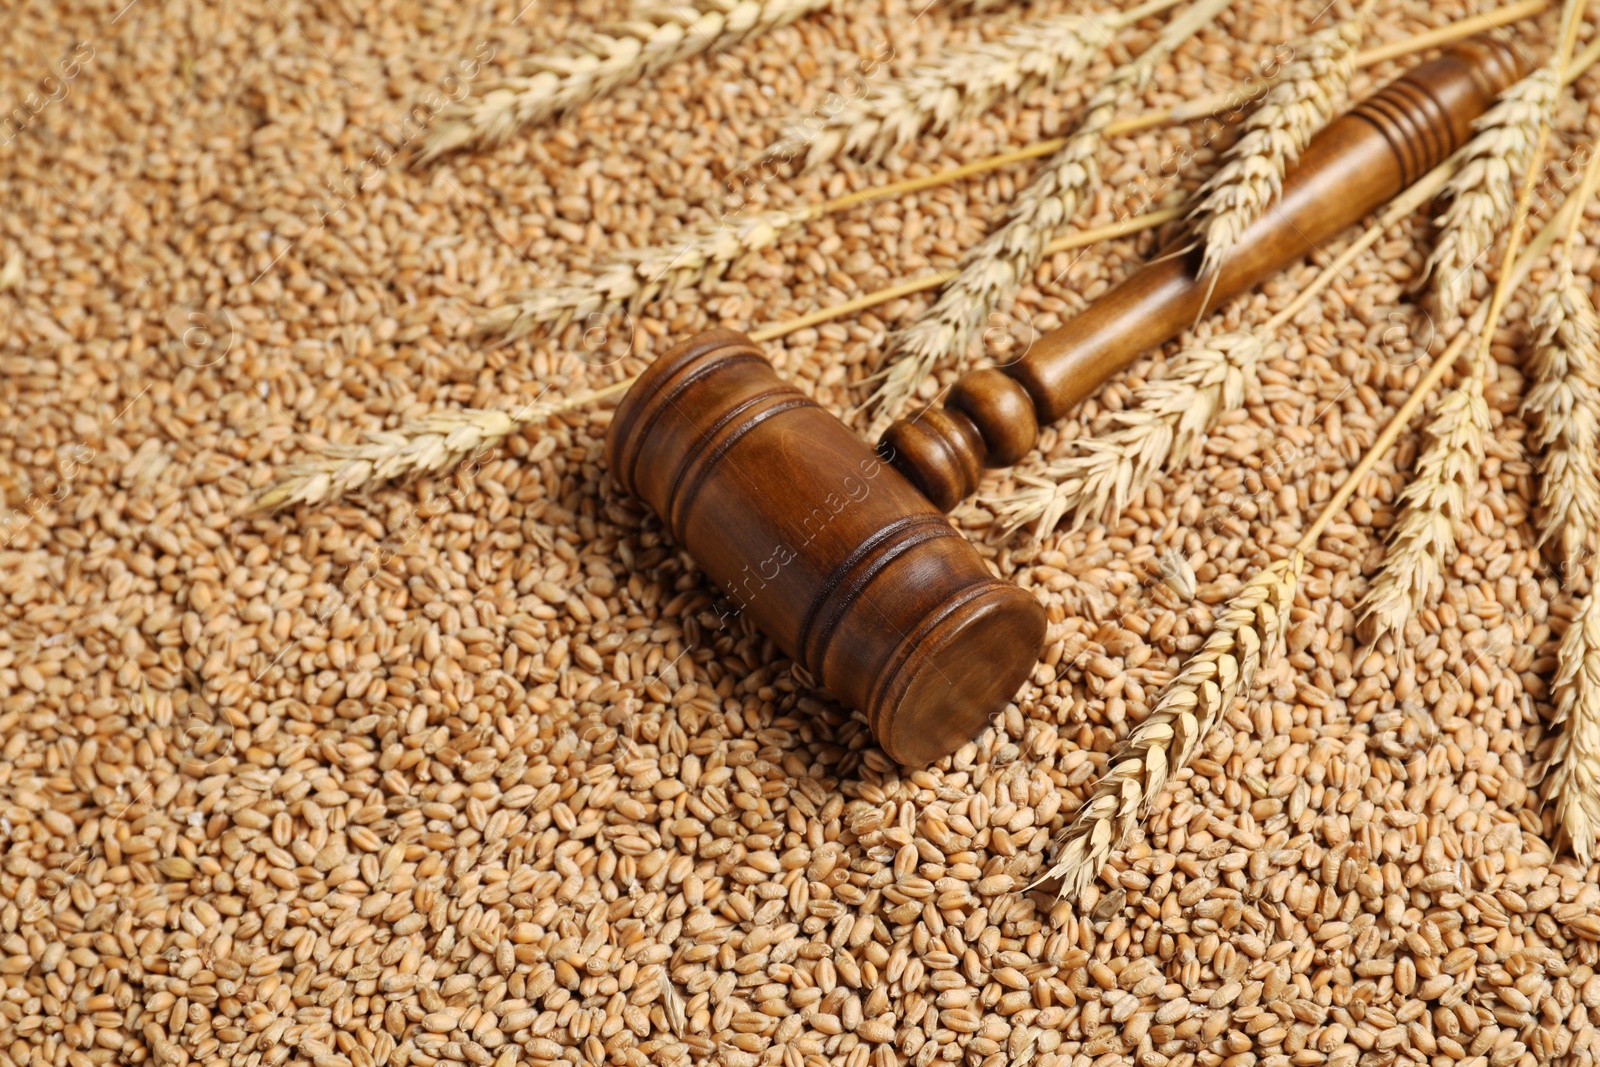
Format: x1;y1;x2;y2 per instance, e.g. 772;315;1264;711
1524;259;1600;576
768;11;1117;170
1357;374;1490;644
987;331;1266;536
1547;585;1600;865
1032;555;1298;901
1421;65;1557;323
421;0;830;161
479;204;820;340
1190;18;1361;285
865;0;1231;426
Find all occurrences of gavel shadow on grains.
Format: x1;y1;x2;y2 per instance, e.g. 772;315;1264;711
607;37;1525;767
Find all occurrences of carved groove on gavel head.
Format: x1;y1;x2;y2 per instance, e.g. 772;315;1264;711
608;35;1523;765
606;329;1047;766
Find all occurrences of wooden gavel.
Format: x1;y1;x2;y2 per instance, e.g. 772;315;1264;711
608;37;1523;765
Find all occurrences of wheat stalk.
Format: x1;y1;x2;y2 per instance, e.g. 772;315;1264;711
1524;258;1600;576
1031;554;1298;900
990;331;1267;535
420;0;831;161
1421;64;1558;324
864;0;1233;428
1190;16;1363;289
766;2;1175;170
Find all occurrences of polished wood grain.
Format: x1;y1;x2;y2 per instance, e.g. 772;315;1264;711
884;36;1524;509
607;330;1046;766
608;37;1523;764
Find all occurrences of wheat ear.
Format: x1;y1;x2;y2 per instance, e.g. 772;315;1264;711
1549;584;1600;865
1363;9;1573;642
1355;374;1492;643
991;332;1268;535
1190;16;1363;289
1031;555;1298;900
479;203;823;340
1531;36;1600;863
1525;95;1600;575
767;2;1174;170
420;0;830;161
1372;0;1578;638
1524;258;1600;575
255;383;631;510
1421;64;1558;323
864;0;1234;429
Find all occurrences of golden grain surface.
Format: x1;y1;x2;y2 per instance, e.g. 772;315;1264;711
2;2;1599;1067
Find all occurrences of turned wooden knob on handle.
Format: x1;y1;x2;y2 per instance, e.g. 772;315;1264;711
881;367;1040;511
606;329;1046;765
880;35;1526;510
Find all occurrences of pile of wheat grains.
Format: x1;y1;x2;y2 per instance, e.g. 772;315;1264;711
1;1;1598;1067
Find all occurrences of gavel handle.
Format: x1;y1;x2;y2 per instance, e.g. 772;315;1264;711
880;36;1525;511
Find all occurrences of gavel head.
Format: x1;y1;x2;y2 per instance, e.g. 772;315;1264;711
607;329;1046;765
